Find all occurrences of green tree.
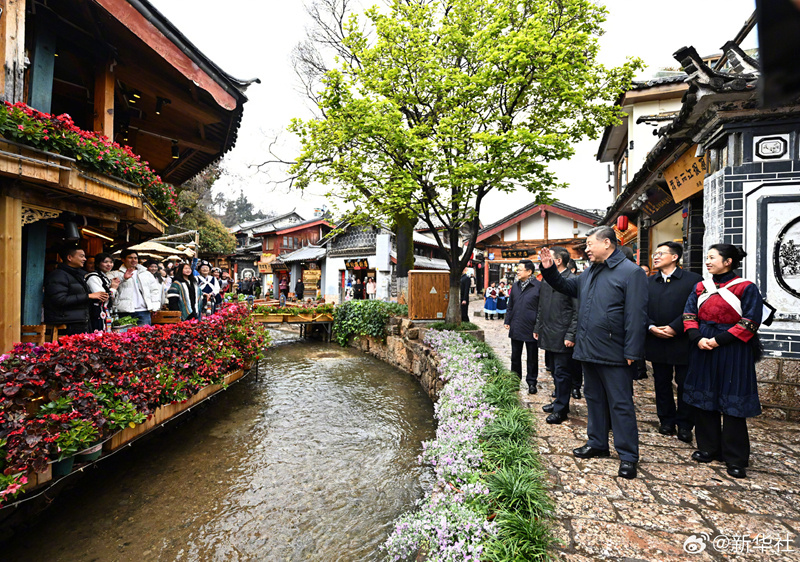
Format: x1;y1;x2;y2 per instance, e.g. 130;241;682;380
176;191;236;254
290;0;642;322
221;190;268;227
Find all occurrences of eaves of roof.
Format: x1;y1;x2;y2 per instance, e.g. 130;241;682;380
478;201;601;242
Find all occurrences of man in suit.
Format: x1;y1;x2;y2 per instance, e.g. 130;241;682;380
460;269;472;322
539;226;648;479
646;241;703;443
534;247;579;424
504;260;541;394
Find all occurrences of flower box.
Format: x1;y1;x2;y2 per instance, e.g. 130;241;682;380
102;369;245;452
23;464;52;491
287;314;314;323
314;313;334;322
254;314;285;323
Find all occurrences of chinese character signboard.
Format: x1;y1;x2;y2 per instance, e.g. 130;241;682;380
345;259;370;269
664;146;706;203
303;269;322;286
501;249;532;259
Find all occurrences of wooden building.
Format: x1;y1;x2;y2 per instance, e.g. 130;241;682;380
0;0;254;351
475;201;601;288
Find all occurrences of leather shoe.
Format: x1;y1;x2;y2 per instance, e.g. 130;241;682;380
677;428;693;444
546;411;568;424
726;465;747;479
573;445;610;459
528;385;537;395
618;461;637;479
658;424;676;436
542;402;555;413
551;390;556;398
571;388;582;399
691;450;719;464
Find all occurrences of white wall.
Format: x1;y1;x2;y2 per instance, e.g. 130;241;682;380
503;225;518;241
519;215;544;239
548;213;578;239
627;98;684;174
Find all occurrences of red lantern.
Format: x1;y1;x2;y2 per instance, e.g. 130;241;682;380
616;216;629;231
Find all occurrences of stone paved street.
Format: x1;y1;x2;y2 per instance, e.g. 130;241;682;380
468;297;800;561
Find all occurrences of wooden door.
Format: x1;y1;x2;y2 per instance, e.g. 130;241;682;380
408;271;450;320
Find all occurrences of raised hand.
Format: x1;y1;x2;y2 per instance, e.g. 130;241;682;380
539;247;554;269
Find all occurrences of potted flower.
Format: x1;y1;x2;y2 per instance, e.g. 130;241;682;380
112;315;139;333
50;419;98;477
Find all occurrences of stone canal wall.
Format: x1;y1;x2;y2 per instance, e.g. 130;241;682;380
348;318;484;402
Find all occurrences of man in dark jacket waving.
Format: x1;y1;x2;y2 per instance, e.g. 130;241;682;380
539;226;648;479
504;260;541;394
43;246;108;335
534;247;578;424
646;241;702;443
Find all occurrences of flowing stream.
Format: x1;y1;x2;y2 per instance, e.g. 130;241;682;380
3;329;435;561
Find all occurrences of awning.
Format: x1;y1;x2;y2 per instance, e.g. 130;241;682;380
115;241;195;258
281;245;327;263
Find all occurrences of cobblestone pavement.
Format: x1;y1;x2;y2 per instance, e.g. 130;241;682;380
467;297;800;561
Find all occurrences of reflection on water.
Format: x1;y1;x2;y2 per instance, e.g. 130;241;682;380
4;329;435;561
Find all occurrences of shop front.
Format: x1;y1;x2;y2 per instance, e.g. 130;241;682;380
342;258;377;300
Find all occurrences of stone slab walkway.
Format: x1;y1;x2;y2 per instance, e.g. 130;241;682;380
467;297;800;561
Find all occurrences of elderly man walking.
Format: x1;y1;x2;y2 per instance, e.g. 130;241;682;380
504;260;541;394
539;226;648;479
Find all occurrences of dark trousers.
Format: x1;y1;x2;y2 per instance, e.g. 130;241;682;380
461;302;469;322
545;350;553;371
568;355;583;389
551;352;574;415
510;339;538;388
582;362;639;463
64;322;90;336
652;362;692;430
693;407;749;467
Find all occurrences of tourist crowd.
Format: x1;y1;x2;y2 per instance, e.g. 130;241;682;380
464;226;768;481
42;246;238;333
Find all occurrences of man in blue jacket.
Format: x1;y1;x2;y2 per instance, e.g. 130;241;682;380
504;260;541;394
539;226;648;479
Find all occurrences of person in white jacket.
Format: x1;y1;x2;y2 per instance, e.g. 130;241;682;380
108;249;162;325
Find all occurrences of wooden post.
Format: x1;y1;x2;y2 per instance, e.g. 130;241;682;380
21;221;47;325
0;0;27;103
29;20;56;112
93;62;115;138
0;194;22;351
543;210;549;241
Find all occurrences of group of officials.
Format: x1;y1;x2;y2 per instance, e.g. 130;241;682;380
461;225;765;480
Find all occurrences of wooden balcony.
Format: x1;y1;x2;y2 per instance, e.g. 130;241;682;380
0;138;166;234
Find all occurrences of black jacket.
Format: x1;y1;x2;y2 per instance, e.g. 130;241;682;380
504;278;540;342
43;264;91;325
460;274;471;303
645;267;702;365
295;281;305;298
540;248;648;366
533;268;578;353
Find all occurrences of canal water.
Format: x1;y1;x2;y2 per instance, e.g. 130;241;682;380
4;330;435;561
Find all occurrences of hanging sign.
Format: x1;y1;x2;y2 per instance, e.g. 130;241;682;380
346;259;370;269
664;146;706;203
501;249;531;259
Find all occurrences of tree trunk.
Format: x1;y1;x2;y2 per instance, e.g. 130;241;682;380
394;211;415;304
445;269;461;324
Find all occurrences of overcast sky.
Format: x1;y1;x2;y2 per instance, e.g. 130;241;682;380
148;0;758;223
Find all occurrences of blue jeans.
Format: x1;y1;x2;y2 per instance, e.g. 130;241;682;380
125;310;152;326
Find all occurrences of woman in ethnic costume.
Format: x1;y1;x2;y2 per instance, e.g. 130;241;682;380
484;282;498;320
167;263;202;321
682;244;763;479
496;282;508;320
